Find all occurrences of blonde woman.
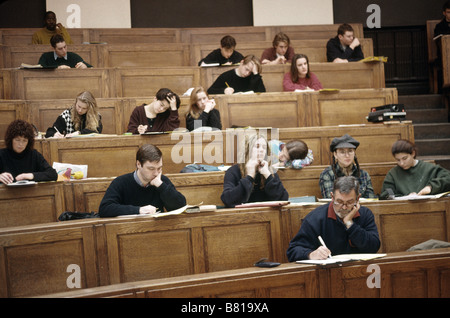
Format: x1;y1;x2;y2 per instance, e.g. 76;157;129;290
221;134;288;207
45;91;102;138
186;87;222;131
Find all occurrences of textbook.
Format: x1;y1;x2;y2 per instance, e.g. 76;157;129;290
393;191;450;200
235;201;290;208
6;180;37;187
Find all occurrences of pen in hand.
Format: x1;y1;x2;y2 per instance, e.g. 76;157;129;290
318;236;332;258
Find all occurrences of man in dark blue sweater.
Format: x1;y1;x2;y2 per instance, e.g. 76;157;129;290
99;144;186;217
287;176;380;261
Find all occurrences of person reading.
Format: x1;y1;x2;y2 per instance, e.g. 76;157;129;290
98;144;186;217
207;55;266;95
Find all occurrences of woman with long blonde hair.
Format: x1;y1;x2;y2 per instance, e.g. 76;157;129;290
186;87;222;131
45;91;102;138
221;133;288;207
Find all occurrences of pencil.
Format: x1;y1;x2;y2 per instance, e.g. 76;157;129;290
318;236;332;258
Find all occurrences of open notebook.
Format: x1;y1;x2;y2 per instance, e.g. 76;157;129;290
296;253;386;265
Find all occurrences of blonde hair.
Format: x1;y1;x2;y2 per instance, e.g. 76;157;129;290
187;87;208;120
70;91;100;132
238;133;273;187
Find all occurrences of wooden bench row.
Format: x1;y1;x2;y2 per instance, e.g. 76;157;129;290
0;162;399;228
0;88;399;138
1;198;449;297
0;24;365;46
0;62;386;100
41;248;450;298
0;38;374;68
0;123;414;177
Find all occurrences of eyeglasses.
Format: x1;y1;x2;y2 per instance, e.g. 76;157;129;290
333;200;356;209
336;149;355;156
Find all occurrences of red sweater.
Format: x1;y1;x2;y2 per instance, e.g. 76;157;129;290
282;72;323;91
126;104;180;134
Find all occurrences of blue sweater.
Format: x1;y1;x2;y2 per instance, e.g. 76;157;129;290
286;202;380;261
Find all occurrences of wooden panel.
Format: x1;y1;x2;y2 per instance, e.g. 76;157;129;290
0;28;85;45
89;28;181;44
2;44;98;68
0;182;65;228
378;204;448;253
38;123;413;177
329;250;450;298
441;35;450;88
28;98;126;135
0;224;98;297
11;68;111;100
41;249;450;298
113;67;200;97
97;43;191;67
104;208;283;284
193;38;373;65
0;100;29;139
180;26;270;44
213;89;397;128
202;62;385;93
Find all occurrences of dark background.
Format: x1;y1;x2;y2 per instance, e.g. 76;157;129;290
0;0;447;94
0;0;444;28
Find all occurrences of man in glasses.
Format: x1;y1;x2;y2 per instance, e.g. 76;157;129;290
286;176;380;261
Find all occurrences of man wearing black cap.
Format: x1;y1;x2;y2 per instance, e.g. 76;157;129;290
319;134;376;199
287;176;380;261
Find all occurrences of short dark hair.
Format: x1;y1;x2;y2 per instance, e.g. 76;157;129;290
220;35;236;49
4;119;35;151
136;144;162;166
333;176;360;196
155;88;181;109
50;34;65;48
285;140;308;160
337;23;354;36
391;139;417;158
443;1;450;11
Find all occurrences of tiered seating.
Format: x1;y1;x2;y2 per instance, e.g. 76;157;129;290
0;199;449;297
0;24;364;46
40;248;450;298
3;23;444;300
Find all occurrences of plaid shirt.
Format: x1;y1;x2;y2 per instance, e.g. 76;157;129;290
319;163;376;198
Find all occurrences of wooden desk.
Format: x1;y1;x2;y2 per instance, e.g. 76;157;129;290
192;38;373;65
0;24;364;46
202;62;385;93
33;123;412;176
1;198;449;297
214;89;397;128
39;248;450;298
0;61;385;100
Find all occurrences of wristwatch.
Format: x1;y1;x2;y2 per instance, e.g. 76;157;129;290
345;220;353;229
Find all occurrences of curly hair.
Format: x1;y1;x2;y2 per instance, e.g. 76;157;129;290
4;119;35;151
